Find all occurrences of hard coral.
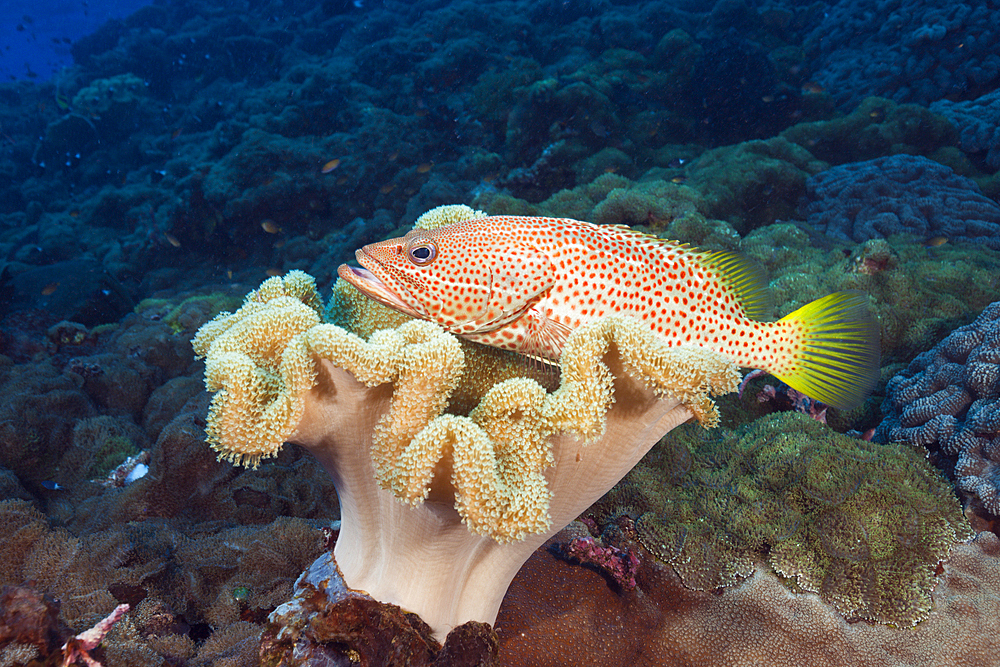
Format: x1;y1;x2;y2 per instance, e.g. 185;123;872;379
193;266;739;638
800;154;1000;248
932;88;1000;170
805;2;1000;108
875;301;1000;520
261;551;498;665
781;96;956;166
496;529;1000;667
591;412;972;626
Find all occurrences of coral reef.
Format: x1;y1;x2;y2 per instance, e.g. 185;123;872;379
0;496;326;666
875;301;1000;522
193;269;739;637
805;1;1000;108
4;0;1000;662
0;283;342;666
779;97;957;168
589;413;971;627
799;154;1000;248
0;0;842;287
496;528;1000;667
261;550;499;665
931;88;1000;170
474;98;961;239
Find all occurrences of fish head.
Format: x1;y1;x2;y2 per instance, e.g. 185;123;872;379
337;220;556;335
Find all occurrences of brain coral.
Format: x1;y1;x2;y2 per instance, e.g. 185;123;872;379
931;88;1000;170
592;412;972;627
875;301;1000;518
799;154;1000;248
804;0;1000;108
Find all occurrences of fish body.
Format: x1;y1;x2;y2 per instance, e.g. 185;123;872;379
338;215;879;409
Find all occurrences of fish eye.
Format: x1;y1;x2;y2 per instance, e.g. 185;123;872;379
406;238;437;266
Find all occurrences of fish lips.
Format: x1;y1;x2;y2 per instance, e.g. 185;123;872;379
337;256;427;320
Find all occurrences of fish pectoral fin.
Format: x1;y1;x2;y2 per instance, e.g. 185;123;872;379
523;309;574;359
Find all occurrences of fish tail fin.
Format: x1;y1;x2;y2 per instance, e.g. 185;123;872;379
770;291;880;410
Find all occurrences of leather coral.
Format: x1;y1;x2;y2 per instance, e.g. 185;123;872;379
192;269;739;639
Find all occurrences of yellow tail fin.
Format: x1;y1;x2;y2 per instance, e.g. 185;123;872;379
772;291;880;410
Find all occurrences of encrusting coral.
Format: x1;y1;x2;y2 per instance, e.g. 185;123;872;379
495;528;1000;667
193;255;739;638
592;413;972;627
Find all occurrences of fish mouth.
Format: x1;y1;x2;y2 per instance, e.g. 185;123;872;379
336;263;425;319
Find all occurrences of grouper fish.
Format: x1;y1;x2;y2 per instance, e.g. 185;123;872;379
337;215;880;409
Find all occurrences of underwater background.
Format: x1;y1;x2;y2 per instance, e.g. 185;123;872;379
1;0;1000;665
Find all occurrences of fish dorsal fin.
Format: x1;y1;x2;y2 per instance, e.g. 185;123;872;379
700;249;774;321
593;223;773;320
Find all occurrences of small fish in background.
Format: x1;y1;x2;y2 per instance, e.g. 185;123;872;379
321;158;341;173
260;219;281;234
41;282;60;296
40;480;65;490
416;162;434;174
922;235;948;248
163;232;182;248
801;82;826;95
340;215;880;410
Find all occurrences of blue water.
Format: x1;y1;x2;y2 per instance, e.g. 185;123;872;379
0;0;151;80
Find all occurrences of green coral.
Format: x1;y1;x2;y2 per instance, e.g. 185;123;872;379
473;172;740;251
87;435;141;480
780;96;957;167
590;178;704;228
136;293;243;334
470;58;544;126
72;73;146;115
71;73;148;141
685;136;826;233
591;412;972;627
